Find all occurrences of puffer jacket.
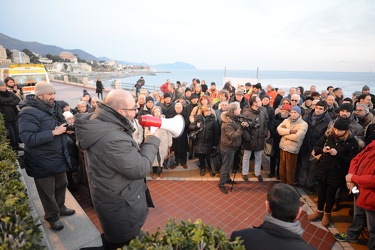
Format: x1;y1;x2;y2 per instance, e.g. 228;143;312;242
277;116;308;154
220;112;245;150
241;106;268;151
314;131;359;188
189;113;219;154
18;97;70;178
74;103;160;243
349;140;375;211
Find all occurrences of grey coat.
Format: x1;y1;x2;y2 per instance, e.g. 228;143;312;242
75;103;160;243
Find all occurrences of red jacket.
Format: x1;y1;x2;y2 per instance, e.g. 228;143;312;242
348;140;375;211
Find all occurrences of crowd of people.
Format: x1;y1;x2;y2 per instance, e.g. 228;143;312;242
1;75;375;249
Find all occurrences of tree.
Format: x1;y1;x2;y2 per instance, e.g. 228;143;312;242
22;48;39;63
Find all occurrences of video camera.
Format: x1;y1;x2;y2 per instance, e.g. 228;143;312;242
236;115;260;130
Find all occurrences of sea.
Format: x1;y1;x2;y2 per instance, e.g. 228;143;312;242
101;69;374;97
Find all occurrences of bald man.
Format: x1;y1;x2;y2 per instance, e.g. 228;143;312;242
75;89;161;249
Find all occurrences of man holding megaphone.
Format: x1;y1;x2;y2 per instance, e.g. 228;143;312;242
75;89;161;249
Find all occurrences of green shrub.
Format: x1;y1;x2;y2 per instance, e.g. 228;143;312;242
123;219;244;250
0;114;44;249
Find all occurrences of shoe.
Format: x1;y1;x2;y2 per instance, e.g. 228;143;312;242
268;172;275;178
348;208;354;217
152;174;157;180
170;164;177;169
256;175;263;182
50;220;64;231
182;164;188;169
307;210;323;221
200;169;205;176
60;207;75;216
242;175;249;182
334;233;358;243
276;175;280;180
218;185;228;194
226;179;237;184
188;155;193;160
321;212;331;227
307;186;315;194
15;146;24;151
210;172;216;177
294;183;302;187
159;173;164;179
331;201;340;212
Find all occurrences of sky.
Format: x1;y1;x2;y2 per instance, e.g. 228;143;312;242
1;0;375;72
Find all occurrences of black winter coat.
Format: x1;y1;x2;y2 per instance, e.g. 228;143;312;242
189;114;219;154
0;90;20;122
300;111;332;157
18;98;71;178
314;132;359;188
230;221;316;250
171;111;189;153
241;106;268;151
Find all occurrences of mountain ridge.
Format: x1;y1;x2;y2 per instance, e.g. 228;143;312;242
0;33;196;69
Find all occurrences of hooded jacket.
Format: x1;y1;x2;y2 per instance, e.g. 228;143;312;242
348;140;375;211
74;103;160;243
18;97;70;178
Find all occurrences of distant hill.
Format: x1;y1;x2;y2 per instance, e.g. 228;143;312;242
152;61;196;70
0;33;98;61
0;33;197;69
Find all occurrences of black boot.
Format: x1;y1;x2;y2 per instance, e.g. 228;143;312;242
200;168;205;176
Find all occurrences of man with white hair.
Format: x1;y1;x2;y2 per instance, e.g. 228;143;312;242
354;104;375;134
290;94;305;117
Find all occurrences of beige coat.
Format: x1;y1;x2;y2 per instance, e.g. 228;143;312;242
277;116;308;154
144;127;172;167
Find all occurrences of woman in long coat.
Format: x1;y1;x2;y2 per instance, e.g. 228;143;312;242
189;105;219;176
308;118;359;227
96;78;104;99
170;103;189;169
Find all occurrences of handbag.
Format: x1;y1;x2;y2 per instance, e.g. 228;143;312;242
309;149;322;165
264;138;274;157
210;148;222;172
188;128;202;140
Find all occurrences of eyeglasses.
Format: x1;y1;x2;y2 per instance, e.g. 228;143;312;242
121;105;137;111
291;99;299;102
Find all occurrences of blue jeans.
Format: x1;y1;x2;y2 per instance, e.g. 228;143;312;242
242;150;263;176
218;148;236;187
346;196;375;249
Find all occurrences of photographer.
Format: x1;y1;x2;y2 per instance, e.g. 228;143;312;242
241;95;268;182
218;102;248;194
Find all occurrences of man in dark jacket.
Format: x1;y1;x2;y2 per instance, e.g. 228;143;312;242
0;80;21;151
298;101;331;193
18;81;75;231
75;89;161;249
230;183;316;250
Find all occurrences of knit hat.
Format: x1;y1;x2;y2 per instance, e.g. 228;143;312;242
334;118;351;131
235;90;244;96
190;93;199;100
59;101;70;110
362;85;370;91
35;81;56;95
245;82;251;87
291;106;301;115
185;87;192;93
63;111;74;120
339;103;353;113
261;95;270;100
164;92;172;98
280;104;292;111
83;89;90;97
146;96;154;103
0;80;5;87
